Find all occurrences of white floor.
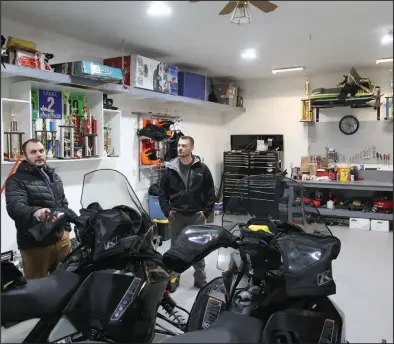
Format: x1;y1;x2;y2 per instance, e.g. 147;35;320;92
156;225;393;344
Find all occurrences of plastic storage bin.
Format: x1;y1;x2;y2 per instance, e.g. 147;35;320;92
178;71;207;100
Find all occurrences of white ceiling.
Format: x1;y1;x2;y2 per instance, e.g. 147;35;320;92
1;1;393;80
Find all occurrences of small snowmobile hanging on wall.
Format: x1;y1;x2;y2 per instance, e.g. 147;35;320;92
310;68;381;108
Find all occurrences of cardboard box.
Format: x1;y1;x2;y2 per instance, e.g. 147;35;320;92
349;218;370;231
371;219;390;232
213;82;239;107
104;55;178;95
52;61;123;83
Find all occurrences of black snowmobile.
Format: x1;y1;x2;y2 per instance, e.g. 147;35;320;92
162;174;347;343
310;67;381;108
1;169;187;343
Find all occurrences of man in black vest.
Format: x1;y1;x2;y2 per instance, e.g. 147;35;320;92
159;136;216;289
5;139;71;279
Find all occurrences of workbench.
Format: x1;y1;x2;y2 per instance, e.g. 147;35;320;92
299;179;392;192
299;179;393;221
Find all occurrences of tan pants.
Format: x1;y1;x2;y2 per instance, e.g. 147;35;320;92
20;231;71;280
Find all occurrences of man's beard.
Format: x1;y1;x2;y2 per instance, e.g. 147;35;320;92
26;157;46;167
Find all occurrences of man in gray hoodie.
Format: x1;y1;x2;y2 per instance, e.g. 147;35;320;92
159;136;216;289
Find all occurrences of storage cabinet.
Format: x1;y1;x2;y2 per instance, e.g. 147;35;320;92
222;151;282;211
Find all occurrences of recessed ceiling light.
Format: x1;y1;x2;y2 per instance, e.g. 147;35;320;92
376;57;393;64
241;49;257;60
147;2;171;16
272;66;304;74
381;31;393;45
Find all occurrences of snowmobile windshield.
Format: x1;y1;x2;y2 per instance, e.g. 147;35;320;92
80;169;147;218
221;174;332;236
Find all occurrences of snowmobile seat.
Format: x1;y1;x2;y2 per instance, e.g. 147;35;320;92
311;87;342;96
1;270;83;322
163;311;264;343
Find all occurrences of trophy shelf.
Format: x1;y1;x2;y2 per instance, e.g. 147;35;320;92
1;80;109;163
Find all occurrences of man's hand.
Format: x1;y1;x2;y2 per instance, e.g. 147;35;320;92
34;208;50;222
196;211;205;219
169;210;177;216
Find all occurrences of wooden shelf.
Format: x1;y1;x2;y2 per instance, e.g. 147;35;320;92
1;64;246;115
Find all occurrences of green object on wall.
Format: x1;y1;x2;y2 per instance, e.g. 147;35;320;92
31;88;39;119
65;92;85;118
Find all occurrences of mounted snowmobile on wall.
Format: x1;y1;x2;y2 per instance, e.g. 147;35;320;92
301;68;382;123
310;68;381;108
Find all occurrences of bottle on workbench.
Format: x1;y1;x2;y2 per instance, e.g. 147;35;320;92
351;166;358;181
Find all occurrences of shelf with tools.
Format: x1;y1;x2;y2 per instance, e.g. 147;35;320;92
0;77;124;163
279;203;392;222
1;63;246;115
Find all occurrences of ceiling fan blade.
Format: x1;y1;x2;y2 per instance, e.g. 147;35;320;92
249;1;278;13
219;1;237;15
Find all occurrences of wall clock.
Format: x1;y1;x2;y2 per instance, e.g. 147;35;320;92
339;115;359;135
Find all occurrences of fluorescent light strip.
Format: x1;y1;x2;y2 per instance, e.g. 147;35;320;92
376;58;393;64
272;67;304;74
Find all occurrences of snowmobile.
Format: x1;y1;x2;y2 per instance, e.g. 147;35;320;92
1;169;187;343
310;67;381;108
162;174;347;343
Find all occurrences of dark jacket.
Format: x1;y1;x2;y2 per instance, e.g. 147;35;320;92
5;161;70;250
158;156;216;218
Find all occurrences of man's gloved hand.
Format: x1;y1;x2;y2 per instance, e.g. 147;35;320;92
34;208;50;222
196;211;206;219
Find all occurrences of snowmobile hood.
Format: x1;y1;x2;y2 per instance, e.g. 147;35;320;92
164;155;201;173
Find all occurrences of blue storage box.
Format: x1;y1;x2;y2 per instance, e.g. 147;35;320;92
52;61;124;83
178;72;208;100
148;195;167;220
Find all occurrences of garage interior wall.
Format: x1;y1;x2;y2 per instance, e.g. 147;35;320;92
1;18;392;251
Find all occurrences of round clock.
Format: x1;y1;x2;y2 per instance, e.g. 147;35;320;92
339;115;359;135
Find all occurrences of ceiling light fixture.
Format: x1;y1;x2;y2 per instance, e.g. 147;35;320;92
272;66;305;74
147;1;172;16
381;31;393;45
241;49;257;60
231;1;252;25
376;57;393;64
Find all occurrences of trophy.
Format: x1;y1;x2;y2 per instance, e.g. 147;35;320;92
58;92;76;159
301;79;313;122
82;98;98;157
104;124;118;157
4;112;24;161
35;105;56;158
104;125;111;157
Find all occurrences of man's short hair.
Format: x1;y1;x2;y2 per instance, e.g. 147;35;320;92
22;138;43;154
179;136;194;146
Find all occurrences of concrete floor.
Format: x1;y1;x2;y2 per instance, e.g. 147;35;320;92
156;225;393;344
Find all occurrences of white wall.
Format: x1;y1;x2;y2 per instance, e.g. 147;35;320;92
1;18;228;251
227;69;393;173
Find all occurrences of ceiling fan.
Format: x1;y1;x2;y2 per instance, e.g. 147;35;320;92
190;1;277;24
